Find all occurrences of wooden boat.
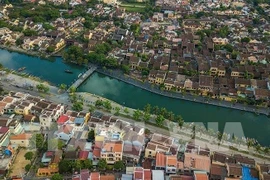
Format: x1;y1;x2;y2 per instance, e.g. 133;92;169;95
65;69;73;74
18;67;26;72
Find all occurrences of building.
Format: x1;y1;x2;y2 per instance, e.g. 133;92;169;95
100;140;123;164
10;133;32;147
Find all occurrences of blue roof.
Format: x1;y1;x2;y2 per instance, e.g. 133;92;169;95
74;117;84;125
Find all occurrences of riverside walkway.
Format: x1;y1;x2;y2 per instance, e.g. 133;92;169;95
68;66;97;90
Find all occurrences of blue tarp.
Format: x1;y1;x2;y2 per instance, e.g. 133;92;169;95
242;166;258;180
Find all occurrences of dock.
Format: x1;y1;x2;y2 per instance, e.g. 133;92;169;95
68;66;97;91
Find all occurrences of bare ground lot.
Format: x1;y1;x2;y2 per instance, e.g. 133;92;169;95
9;149;31;178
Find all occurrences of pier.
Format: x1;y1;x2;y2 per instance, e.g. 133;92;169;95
68;66;97;91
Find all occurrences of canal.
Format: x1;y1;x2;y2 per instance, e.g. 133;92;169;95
0;49;269;146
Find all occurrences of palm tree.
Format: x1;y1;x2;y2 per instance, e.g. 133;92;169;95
255;144;262;153
152;106;159;115
155;115;165;127
69;86;76;94
191;125;196;139
175;115;184;128
114;107;120;116
59;83;67;92
263;147;269;156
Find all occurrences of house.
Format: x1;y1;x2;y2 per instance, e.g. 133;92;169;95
54;124;74;141
155;152;177;174
256;164;270;180
0;127;10;147
199;75;213;93
184;153;211;173
212;38;229;45
100;140;123;164
210;163;227;180
133;167;151;180
10;133;32;147
145;133;174;158
254;88;270;100
226;163;242;178
194;171;209;180
53;38;65;51
152;170;164;180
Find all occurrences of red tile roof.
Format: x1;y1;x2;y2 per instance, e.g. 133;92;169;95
156;152;166;167
57;115;69;124
79;151;89;160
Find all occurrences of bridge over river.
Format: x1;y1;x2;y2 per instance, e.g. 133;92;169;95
68;66;97;91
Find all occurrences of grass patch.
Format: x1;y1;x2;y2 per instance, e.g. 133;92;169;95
120;2;146;7
121;6;145;13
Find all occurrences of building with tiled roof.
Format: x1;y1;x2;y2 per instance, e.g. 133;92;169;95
10;133;32;147
100;140;123;164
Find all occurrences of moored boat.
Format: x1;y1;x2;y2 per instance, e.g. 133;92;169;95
18;67;26;72
65;69;73;74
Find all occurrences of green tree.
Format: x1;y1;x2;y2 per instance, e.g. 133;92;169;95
46;46;55;53
15;38;23;46
59;83;67;92
114;106;120;116
25;164;31;172
69;86;76;94
72;101;83;111
59;160;74;174
114;160;125;171
52;173;63;180
133;109;142;121
103;100;112;111
30;133;44;150
82;159;93;169
48;139;65;150
155;115;165;127
87;129;95;142
143;104;151;114
191;125;196;139
36;83;50;93
175;115;184;128
24;152;34;161
97;159;107;170
124;108;129;114
263;147;269;155
143;112;151;122
241;37;251;43
63;45;84;64
152;106;159;115
217;132;223;142
89;105;95;113
74;160;83;171
95;99;103;107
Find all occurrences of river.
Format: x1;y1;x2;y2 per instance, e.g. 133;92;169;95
0;49;269;146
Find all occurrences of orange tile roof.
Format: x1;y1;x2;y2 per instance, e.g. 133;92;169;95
194;173;208;180
0;101;7;107
103;141;123;153
184;153;211;172
90;172;100;180
177;161;184;169
3;96;13;103
10;133;32;140
166;155;177;167
144;169;152;180
100;174;115;180
156;152;166;167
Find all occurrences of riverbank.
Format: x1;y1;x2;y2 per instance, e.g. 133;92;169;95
96;68;270;117
1;72;269;161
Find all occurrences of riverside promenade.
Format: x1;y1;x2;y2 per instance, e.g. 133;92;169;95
96;68;270;116
68;66;97;91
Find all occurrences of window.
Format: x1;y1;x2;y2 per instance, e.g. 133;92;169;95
21;141;24;143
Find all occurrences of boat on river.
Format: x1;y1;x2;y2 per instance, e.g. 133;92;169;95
65;69;73;74
18;67;26;72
